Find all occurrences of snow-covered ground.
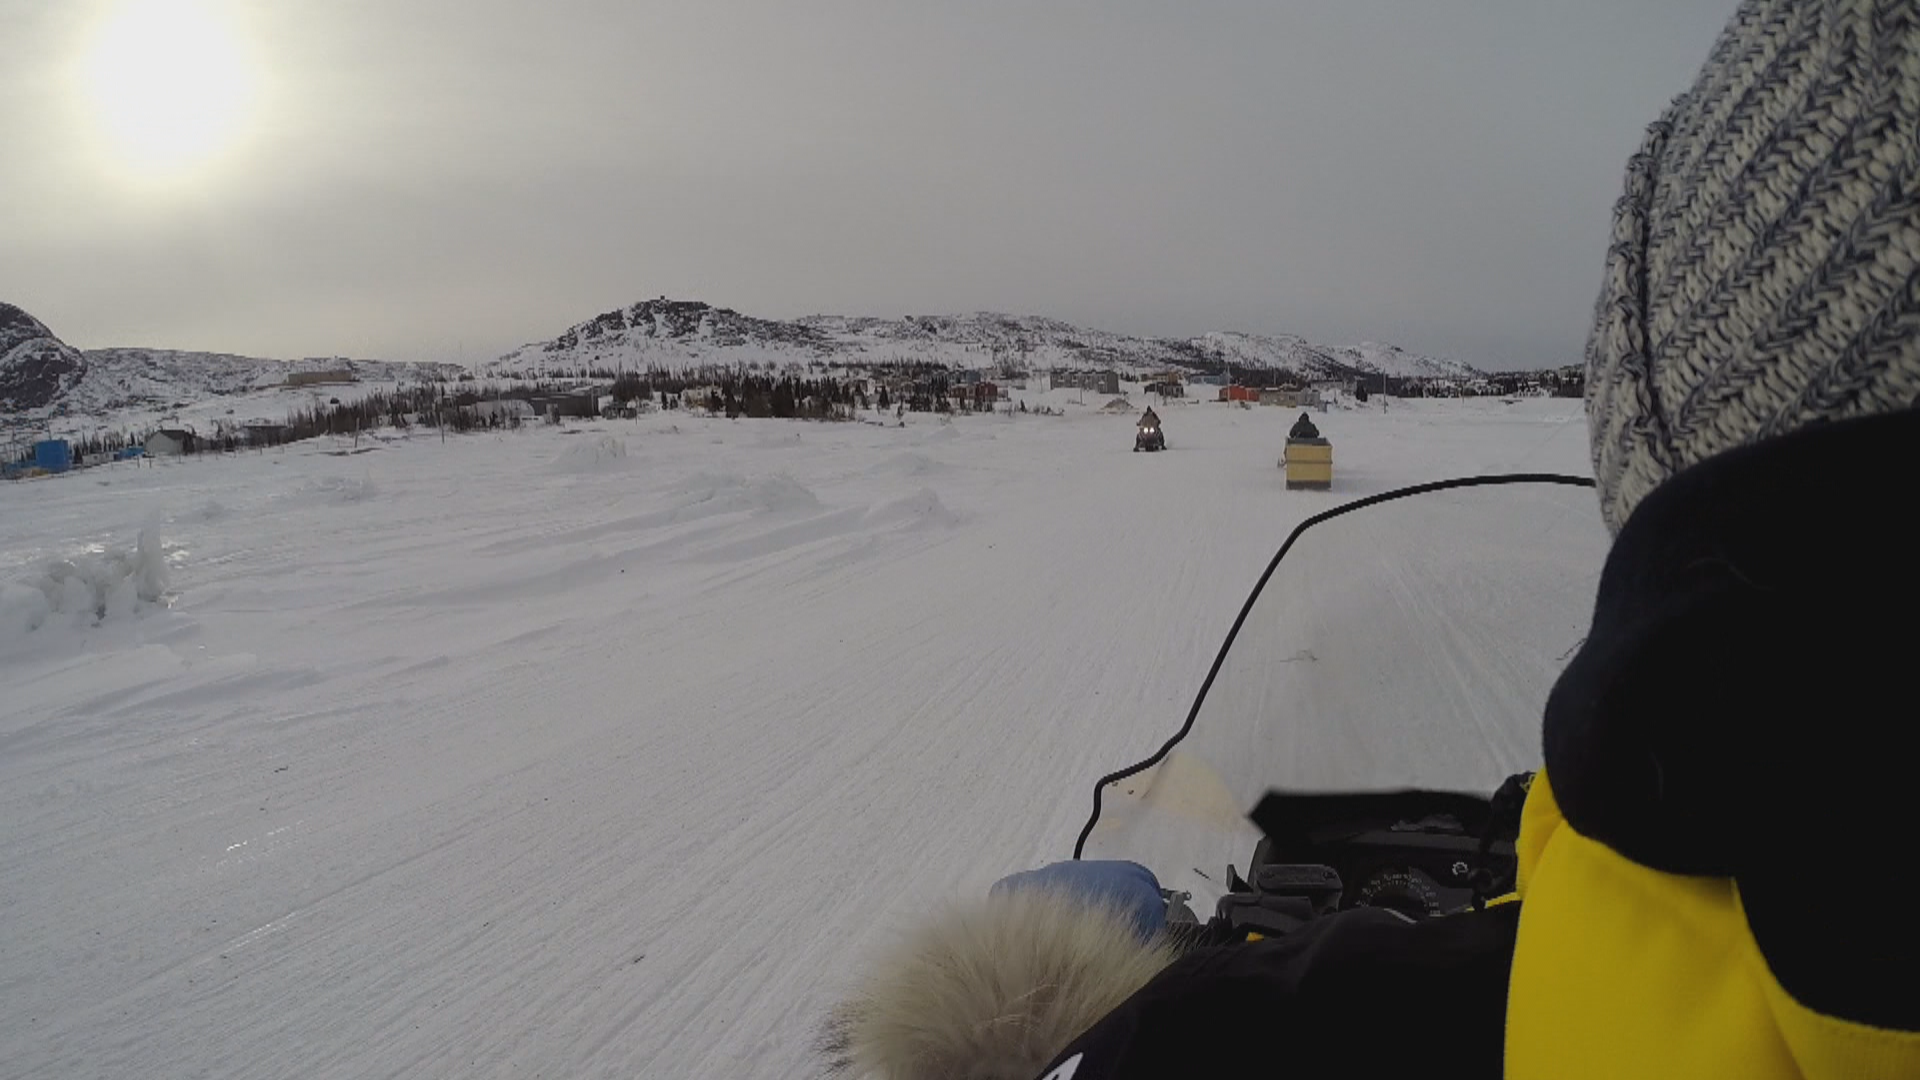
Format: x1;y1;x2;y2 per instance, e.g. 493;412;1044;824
0;395;1593;1078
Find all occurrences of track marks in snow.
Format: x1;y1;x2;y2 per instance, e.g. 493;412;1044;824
0;402;1593;1079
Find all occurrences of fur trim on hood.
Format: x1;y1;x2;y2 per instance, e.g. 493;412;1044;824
822;888;1179;1080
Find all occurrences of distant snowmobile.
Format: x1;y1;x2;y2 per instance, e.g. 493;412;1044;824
1135;409;1166;452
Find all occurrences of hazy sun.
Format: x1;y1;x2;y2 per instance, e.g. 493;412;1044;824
81;0;260;180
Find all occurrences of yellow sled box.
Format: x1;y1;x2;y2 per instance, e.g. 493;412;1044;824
1284;438;1332;490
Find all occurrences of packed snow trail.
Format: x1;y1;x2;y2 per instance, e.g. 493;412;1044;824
0;398;1590;1078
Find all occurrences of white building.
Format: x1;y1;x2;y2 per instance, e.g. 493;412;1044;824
145;429;196;456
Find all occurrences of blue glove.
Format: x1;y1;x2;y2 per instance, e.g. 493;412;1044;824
990;860;1167;940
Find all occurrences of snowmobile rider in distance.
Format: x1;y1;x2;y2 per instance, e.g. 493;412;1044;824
827;2;1920;1078
1135;407;1165;451
1288;411;1320;441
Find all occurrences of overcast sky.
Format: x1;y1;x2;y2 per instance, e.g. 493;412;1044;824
2;0;1740;370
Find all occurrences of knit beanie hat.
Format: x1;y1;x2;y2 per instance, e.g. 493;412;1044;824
1585;0;1920;533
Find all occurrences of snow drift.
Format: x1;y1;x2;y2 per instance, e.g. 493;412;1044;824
549;435;631;472
670;471;821;515
0;528;169;638
865;488;963;531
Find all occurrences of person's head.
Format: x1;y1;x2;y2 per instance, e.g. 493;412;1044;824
1583;0;1920;534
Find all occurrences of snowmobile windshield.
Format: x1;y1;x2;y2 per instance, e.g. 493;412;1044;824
1074;477;1610;911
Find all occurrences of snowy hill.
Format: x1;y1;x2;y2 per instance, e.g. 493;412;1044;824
1;302;463;429
1194;331;1478;383
487;297;1485;384
6;296;1495;437
69;348;463;415
0;303;89;414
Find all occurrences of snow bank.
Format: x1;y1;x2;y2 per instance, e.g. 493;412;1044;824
0;528;170;638
914;424;963;445
300;475;380;504
874;452;946;477
670;472;820;514
752;431;804;450
865;488;962;530
549;435;630;472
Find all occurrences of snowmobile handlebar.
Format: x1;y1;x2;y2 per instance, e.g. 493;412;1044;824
1165;779;1532;946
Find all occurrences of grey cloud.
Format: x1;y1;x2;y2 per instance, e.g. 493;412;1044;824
0;0;1740;369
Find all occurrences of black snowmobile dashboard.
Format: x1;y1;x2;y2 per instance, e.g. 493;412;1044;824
1193;788;1521;941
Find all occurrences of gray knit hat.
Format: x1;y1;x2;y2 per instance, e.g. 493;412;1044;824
1585;0;1920;532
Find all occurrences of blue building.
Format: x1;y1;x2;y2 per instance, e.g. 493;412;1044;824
33;439;72;473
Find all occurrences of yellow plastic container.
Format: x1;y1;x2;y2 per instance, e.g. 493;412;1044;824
1284;438;1333;490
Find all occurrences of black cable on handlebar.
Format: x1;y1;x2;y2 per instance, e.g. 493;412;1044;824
1071;472;1597;860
